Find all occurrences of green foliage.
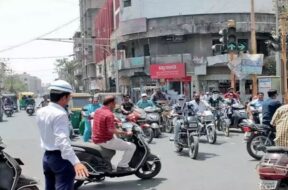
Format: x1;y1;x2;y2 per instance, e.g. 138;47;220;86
55;58;76;88
4;75;27;93
262;56;276;76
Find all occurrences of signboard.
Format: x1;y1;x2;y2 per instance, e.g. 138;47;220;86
166;76;192;82
259;78;272;88
241;54;264;75
150;63;186;79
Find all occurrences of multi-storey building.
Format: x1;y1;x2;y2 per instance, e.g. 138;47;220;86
18;73;43;94
108;0;275;99
74;0;106;92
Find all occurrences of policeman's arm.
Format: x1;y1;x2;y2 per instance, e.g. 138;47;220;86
53;114;80;166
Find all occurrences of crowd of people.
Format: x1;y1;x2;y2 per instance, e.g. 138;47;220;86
35;79;288;190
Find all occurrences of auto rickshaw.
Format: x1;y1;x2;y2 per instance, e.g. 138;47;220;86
19;92;35;110
68;93;92;134
2;93;18;112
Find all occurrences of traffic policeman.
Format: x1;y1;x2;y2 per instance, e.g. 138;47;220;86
36;80;89;190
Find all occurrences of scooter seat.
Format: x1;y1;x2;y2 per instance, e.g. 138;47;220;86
72;142;116;161
266;146;288;154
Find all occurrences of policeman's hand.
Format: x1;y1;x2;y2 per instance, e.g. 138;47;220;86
74;163;89;178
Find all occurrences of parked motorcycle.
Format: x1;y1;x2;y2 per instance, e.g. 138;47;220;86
174;109;199;159
144;107;162;138
0;136;39;190
3;104;13;117
72;124;161;189
26;104;35;116
258;147;288;190
243;123;275;160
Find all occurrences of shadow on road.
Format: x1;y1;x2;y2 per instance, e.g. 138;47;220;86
196;152;219;161
80;177;167;190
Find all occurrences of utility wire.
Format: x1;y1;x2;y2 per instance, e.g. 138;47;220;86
0;17;79;53
0;55;73;60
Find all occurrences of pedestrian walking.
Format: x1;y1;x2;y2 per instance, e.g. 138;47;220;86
36;80;89;190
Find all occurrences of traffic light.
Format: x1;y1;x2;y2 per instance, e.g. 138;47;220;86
226;20;237;52
265;33;281;52
212;29;228;54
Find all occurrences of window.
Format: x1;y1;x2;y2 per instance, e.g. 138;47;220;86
131;47;135;57
123;0;131;7
144;44;150;56
98;65;102;74
257;39;269;56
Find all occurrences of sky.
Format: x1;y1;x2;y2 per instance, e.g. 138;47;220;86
0;0;80;84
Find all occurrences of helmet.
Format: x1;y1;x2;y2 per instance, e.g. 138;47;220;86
141;93;148;97
48;80;73;93
93;94;99;99
178;94;185;100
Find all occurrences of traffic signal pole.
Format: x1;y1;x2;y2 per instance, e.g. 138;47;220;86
250;0;258;97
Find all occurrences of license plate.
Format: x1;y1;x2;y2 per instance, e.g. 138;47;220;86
259;180;279;190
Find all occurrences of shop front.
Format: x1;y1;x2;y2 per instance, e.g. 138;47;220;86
150;63;192;99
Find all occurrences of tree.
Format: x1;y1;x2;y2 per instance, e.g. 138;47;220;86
4;75;27;93
262;56;276;76
54;58;76;88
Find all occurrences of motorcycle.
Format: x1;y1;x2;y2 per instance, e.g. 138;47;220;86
3;104;13;117
250;104;262;124
213;106;230;137
197;110;217;144
230;103;248;130
243;123;275;160
72;123;161;189
0;136;39;190
143;107;162;138
174;106;199;159
125;109;154;144
258;147;288;190
26;104;35;116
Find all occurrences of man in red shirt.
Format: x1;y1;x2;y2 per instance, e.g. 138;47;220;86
92;96;136;172
224;87;239;99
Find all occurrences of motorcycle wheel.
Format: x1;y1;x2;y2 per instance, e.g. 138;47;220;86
154;128;161;138
74;180;84;190
206;126;217;144
247;134;273;160
143;127;154;144
189;135;199;159
135;154;161;179
221;120;230;137
165;119;174;133
175;143;183;152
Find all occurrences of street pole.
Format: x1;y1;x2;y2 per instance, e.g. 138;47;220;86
229;53;236;89
275;0;282;77
280;14;288;103
115;39;119;93
251;0;258;97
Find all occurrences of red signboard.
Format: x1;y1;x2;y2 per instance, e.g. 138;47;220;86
150;63;186;79
166;76;192;82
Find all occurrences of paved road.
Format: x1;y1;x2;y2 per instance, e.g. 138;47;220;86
1;110;260;190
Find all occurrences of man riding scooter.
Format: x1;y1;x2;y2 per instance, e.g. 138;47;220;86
93;96;136;172
121;95;134;115
247;92;264;124
136;93;155;109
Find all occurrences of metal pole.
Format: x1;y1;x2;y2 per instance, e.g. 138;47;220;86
229;53;236;89
275;0;282;77
115;39;119;93
251;0;258;96
280;15;288;103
